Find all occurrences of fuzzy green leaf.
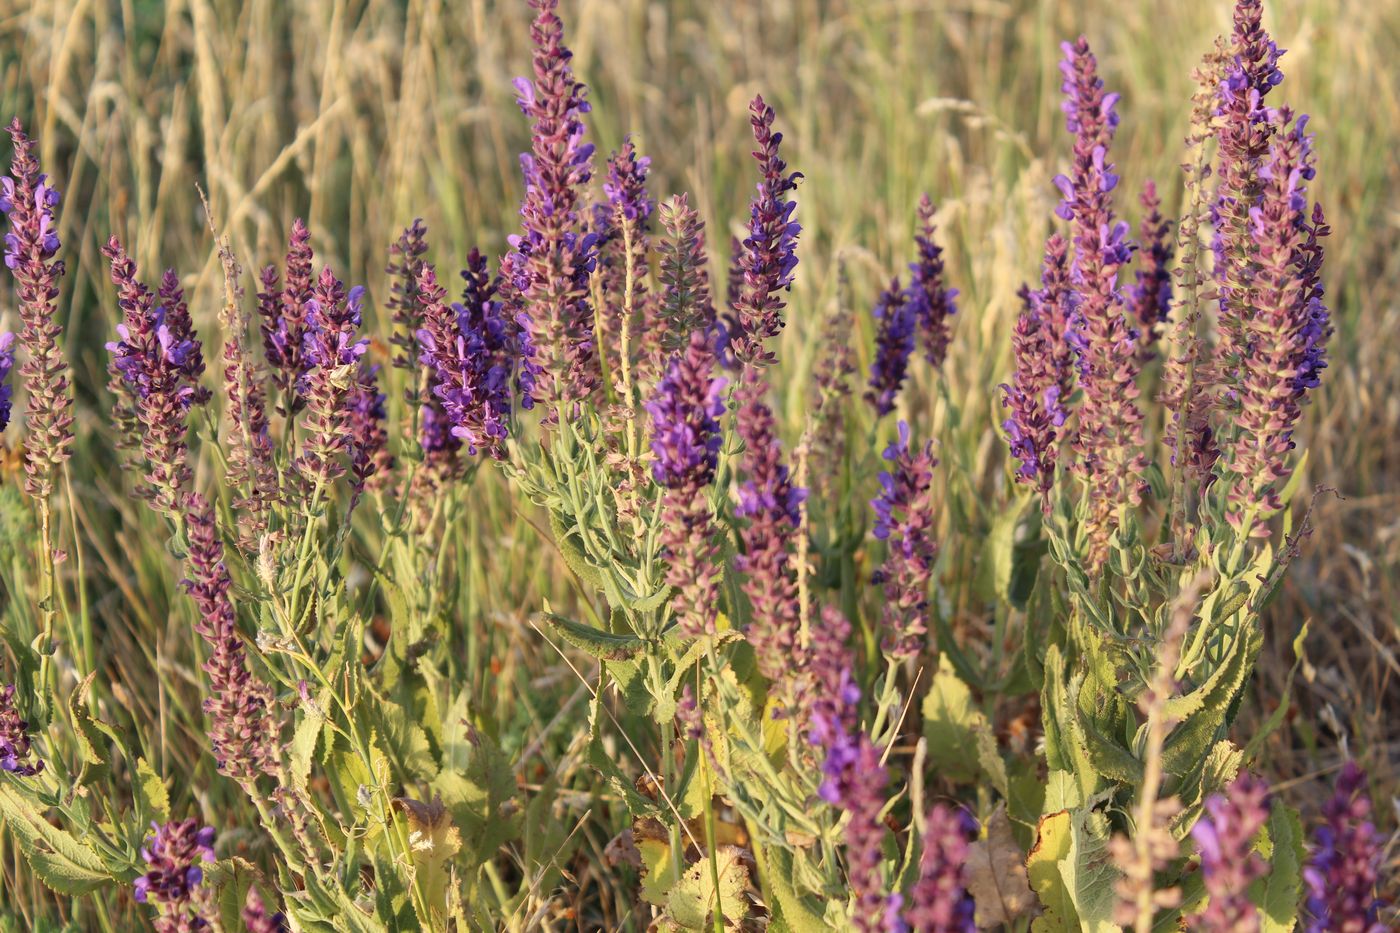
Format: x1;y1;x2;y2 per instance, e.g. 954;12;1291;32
540;610;645;661
0;785;116;895
134;757;169;825
1250;804;1304;933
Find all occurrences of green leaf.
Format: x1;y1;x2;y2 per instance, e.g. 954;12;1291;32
290;698;323;793
1028;810;1076;932
205;857;262;933
921;656;1008;793
549;509;605;593
540;610;645;661
0;784;116;895
1059;807;1121;933
134;757;169;825
1161;627;1261;778
974;494;1046;610
754;841;831;932
1250;804;1304;933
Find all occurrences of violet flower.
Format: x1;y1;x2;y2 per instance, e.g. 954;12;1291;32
904;804;977;933
1125;180;1173;363
502;0;600;411
871;422;938;661
647;330;726;636
1304;763;1390;933
806;606;899;933
242;888;288;933
0;682;43;776
103;237;203;514
1220;111;1327;531
134;819;216;932
3;118;74;500
417;254;513;459
907;195;958;367
1190;773;1271;932
731;96;802;366
183;494;280;783
735;369;805;681
0;331;14;432
258;218;315;412
865;279;915;418
295;268;368;487
1055;37;1148;570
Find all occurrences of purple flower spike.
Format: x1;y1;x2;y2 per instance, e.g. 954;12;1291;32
593;137;655;390
182;495;279;782
1304;763;1390;933
870;422;938;660
1057;37;1148;571
805;606;899;933
0;331;15;432
1214;0;1286;369
866;278;916;417
1125;181;1174;364
0;683;43;776
731;96;802;366
1001;268;1068;505
905;804;977;933
3;118;74;499
649;193;716;381
258;218;315;412
103;237;204;514
502;0;600;411
417;253;514;459
1190;773;1271;932
134;819;217;932
735;369;805;680
907;195;958;367
647;330;726;635
1220;110;1329;532
295;267;369;487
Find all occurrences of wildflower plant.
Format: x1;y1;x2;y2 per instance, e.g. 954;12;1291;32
0;1;1373;931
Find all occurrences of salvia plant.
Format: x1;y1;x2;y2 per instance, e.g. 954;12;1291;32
0;0;1391;931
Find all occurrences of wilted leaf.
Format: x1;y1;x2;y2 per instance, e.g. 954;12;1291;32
966;805;1037;927
67;673;115;787
636;819;681;905
395;794;462;917
1028;810;1075;932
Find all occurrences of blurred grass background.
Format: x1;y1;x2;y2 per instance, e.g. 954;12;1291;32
0;0;1396;924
